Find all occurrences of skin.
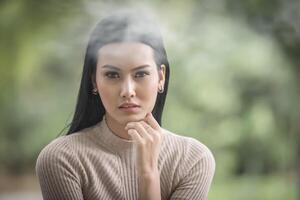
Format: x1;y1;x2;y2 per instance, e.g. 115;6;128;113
92;42;165;200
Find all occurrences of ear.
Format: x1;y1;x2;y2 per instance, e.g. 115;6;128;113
158;64;166;87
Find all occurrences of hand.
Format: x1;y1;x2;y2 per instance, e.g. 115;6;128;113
125;113;163;175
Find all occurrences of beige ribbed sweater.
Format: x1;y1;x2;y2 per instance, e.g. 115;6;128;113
36;118;215;200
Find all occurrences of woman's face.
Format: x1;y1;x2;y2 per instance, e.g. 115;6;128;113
94;42;165;126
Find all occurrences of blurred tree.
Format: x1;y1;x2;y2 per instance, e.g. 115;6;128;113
0;0;298;199
225;0;300;198
0;0;83;174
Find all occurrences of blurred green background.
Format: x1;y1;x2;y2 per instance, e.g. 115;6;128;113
1;0;299;199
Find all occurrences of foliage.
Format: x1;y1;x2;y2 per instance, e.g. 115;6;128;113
0;0;298;198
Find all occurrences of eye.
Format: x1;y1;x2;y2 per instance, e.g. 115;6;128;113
105;71;120;79
135;71;150;78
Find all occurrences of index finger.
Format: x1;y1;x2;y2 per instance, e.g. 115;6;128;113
144;113;160;131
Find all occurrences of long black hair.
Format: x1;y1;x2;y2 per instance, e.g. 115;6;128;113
66;11;170;135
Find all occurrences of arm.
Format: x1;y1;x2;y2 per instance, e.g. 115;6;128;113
139;170;161;200
169;147;216;200
126;113;163;200
36;140;84;200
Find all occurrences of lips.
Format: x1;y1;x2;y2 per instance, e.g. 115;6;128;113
119;103;140;113
119;103;140;108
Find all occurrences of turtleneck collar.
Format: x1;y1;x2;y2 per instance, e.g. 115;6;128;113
95;115;134;154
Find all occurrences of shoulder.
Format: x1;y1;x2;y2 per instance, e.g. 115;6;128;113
35;136;75;174
162;128;215;158
35;126;96;173
161;128;216;171
161;129;216;199
35;129;97;198
36;135;72;164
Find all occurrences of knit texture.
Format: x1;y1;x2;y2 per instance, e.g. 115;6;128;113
36;117;215;200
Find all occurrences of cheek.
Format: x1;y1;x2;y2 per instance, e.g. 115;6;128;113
99;88;111;101
97;82;115;109
139;80;159;103
139;74;159;95
98;90;110;107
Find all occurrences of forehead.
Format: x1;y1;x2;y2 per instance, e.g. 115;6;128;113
97;42;156;69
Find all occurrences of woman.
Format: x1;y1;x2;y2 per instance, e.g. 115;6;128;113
36;11;215;200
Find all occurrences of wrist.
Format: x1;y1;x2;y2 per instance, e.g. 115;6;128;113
138;165;159;177
138;169;161;200
139;169;160;180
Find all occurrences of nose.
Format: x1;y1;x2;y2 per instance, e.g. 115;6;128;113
120;77;136;99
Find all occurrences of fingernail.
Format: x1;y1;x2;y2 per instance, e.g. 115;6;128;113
125;124;131;130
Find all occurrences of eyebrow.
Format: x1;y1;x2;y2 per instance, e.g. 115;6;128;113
101;64;151;71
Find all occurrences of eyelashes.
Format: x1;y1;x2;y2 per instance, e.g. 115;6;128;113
135;71;150;78
104;71;119;79
104;71;150;79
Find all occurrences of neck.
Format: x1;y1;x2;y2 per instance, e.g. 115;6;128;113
105;114;131;140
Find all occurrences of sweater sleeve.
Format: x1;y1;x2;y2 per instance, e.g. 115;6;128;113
35;138;84;200
169;138;216;200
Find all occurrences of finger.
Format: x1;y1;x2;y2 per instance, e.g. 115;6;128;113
140;121;157;136
128;129;143;143
140;121;154;132
126;122;153;141
145;113;160;131
144;113;164;142
140;120;160;141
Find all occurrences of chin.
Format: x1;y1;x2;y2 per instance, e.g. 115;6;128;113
118;113;146;124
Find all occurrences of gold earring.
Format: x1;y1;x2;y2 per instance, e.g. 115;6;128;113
158;85;164;93
92;88;98;95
